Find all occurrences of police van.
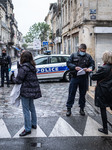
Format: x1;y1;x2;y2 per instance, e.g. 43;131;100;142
10;54;70;82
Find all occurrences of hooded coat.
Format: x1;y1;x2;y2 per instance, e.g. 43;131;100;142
91;64;112;108
12;62;42;99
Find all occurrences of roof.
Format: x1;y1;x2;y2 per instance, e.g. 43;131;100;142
34;54;70;59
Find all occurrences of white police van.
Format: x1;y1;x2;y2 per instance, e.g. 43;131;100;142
10;54;70;81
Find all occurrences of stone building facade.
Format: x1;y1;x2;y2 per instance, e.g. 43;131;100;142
45;2;62;54
61;0;112;68
0;0;23;58
45;3;54;52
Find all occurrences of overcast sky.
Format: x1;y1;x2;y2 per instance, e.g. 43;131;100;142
12;0;57;36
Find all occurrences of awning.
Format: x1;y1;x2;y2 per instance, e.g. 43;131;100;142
12;46;20;51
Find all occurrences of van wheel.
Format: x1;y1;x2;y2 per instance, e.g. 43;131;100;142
63;71;70;82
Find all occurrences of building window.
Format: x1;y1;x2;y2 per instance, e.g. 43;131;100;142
64;38;67;54
65;4;67;25
73;34;79;52
68;38;71;54
74;0;77;21
68;0;70;22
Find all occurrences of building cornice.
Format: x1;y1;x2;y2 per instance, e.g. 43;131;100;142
83;20;112;26
62;22;70;29
0;3;6;12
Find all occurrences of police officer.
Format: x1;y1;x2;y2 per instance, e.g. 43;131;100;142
0;48;11;87
66;44;95;116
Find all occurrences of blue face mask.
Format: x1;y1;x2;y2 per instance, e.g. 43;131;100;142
79;51;86;56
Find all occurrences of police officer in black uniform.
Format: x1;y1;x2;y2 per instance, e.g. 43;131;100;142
0;48;11;87
66;44;95;116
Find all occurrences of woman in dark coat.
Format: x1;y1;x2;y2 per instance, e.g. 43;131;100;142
91;51;112;134
12;51;42;136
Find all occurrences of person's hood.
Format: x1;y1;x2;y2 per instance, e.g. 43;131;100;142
22;62;36;73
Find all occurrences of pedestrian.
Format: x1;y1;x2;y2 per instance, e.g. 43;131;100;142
66;43;95;116
12;50;42;136
91;51;112;134
17;49;26;68
0;48;11;87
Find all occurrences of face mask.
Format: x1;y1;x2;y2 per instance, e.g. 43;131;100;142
79;51;86;56
2;53;6;56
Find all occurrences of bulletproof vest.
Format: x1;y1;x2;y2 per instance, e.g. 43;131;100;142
73;53;90;68
0;56;2;65
1;56;9;66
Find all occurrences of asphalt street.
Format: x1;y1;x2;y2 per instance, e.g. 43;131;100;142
0;80;112;150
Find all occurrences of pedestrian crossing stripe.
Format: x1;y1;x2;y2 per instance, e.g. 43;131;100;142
0;117;112;139
0;119;11;138
13;125;47;138
83;116;112;136
49;117;81;137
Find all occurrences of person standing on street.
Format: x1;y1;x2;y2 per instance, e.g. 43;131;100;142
12;51;42;136
91;51;112;134
66;43;95;116
0;48;11;87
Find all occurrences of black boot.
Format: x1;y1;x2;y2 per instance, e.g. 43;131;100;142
98;128;108;134
19;130;31;136
79;108;85;116
66;108;71;117
32;125;37;129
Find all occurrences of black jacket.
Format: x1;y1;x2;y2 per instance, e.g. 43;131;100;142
91;64;112;108
1;55;11;68
67;52;95;77
12;62;42;99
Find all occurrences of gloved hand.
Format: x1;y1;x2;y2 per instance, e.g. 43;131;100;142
11;71;14;82
8;68;11;72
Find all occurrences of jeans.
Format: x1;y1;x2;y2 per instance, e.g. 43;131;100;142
66;76;87;109
21;96;37;132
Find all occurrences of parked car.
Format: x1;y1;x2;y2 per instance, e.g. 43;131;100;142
10;54;70;82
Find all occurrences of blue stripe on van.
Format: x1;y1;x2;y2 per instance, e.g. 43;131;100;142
37;66;69;74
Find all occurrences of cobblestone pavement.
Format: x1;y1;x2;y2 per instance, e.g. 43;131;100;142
0;80;98;119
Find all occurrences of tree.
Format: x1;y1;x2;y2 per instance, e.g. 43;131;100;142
22;43;28;49
24;22;50;43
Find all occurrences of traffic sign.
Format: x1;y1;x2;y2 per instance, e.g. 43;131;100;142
33;38;41;50
43;41;48;46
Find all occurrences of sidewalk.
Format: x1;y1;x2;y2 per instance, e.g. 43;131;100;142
87;85;112;126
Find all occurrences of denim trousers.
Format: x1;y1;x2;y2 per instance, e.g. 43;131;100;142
66;76;87;109
21;96;37;132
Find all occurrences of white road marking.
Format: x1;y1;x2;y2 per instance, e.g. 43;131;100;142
13;125;47;138
83;116;112;136
49;117;81;137
0;119;11;138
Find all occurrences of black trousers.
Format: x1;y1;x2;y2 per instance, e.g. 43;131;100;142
66;76;87;109
100;107;107;129
1;66;9;86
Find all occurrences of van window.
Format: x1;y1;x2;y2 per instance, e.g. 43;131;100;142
60;56;69;62
35;57;48;65
62;56;69;62
50;56;59;63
